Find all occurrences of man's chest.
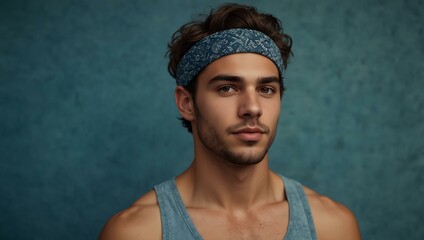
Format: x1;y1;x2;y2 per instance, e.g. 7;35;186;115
186;203;289;240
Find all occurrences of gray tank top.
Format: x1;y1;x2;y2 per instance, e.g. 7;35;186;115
154;176;317;240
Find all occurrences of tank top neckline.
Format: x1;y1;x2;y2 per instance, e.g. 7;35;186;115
168;175;298;240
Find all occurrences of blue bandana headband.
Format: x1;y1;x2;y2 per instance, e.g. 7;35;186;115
175;28;285;86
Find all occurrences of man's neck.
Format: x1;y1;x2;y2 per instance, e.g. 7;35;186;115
176;154;284;211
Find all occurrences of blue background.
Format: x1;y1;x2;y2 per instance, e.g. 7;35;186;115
1;0;423;239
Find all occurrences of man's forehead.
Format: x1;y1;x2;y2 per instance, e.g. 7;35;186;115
206;74;280;85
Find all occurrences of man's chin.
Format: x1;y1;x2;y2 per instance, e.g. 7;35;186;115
220;149;268;166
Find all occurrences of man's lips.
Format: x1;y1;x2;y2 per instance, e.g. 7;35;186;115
232;127;265;141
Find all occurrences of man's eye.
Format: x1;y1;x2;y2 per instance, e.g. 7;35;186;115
218;86;235;93
259;87;275;94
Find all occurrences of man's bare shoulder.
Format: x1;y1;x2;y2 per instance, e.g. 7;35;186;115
99;190;161;240
303;186;361;240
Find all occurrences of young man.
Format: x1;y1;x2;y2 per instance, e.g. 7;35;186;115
100;3;361;240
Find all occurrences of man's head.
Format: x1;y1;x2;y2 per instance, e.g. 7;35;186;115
167;3;292;133
183;52;282;165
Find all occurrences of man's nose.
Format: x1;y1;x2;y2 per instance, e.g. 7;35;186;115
238;89;262;119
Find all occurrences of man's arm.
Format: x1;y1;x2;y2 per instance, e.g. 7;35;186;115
98;190;162;240
305;187;362;240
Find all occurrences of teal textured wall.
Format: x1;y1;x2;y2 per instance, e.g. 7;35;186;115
1;0;423;239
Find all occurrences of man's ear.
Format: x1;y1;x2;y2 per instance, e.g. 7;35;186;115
175;86;195;121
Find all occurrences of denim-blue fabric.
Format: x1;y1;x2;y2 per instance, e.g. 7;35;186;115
154;176;317;239
175;28;285;86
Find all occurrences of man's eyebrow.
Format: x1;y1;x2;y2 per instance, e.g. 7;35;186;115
207;74;243;84
258;76;280;84
207;75;280;85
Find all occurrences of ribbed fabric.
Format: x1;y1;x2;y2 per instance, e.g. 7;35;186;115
154;176;317;240
283;176;318;239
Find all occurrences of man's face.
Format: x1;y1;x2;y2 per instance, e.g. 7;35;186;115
192;53;281;165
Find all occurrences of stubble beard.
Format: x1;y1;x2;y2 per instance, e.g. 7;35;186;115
195;108;277;166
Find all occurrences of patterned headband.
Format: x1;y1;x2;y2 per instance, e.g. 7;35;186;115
175;28;285;86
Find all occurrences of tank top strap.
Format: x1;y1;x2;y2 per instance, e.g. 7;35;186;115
282;176;318;240
154;178;203;240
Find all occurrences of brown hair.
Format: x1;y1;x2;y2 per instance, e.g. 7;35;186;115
167;3;293;133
